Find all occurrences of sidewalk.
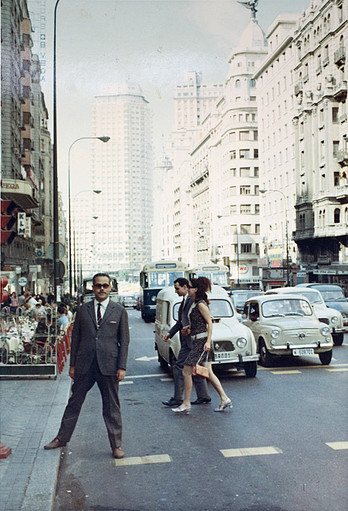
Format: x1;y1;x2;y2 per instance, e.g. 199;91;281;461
0;364;71;511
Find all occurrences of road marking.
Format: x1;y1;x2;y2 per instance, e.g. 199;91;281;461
125;373;164;379
325;368;348;372
135;356;158;362
326;442;348;450
260;363;348;371
115;454;172;467
271;370;301;375
161;378;173;382
120;381;133;385
220;446;282;458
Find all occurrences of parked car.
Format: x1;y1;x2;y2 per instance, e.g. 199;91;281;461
265;287;345;346
297;284;348;338
229;289;262;314
121;295;138;308
155;285;259;378
242;294;333;366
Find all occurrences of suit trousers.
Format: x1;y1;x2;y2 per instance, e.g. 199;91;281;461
57;356;122;449
173;336;210;401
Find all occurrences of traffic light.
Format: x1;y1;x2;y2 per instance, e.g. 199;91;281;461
1;200;16;245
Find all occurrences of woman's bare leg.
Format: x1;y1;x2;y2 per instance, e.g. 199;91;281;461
181;365;193;407
207;362;229;403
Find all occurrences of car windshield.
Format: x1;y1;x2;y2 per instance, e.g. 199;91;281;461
297;290;323;304
319;289;345;301
231;291;257;306
173;299;234;321
262;298;312;317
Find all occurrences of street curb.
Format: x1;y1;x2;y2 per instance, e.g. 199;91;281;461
20;365;71;511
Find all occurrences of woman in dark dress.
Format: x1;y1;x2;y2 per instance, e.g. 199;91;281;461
172;277;231;414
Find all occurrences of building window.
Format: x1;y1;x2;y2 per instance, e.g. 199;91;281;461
240;149;250;159
240;205;251;214
334;172;340;186
240;185;251;195
241;243;252;253
239;131;250;141
334;208;340;224
333;141;339;158
332;107;339;123
255;224;260;234
235;79;241;88
240;167;250;177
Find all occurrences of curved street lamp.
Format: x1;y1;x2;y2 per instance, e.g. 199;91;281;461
68;136;110;295
259;189;290;286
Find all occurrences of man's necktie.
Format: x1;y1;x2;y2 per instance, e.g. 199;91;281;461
97;303;102;326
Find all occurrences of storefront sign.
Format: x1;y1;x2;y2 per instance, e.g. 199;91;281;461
18;212;26;235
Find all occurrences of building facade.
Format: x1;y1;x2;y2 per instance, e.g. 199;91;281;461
90;82;153;273
255;0;348;288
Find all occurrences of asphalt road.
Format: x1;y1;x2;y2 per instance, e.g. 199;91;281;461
53;309;348;511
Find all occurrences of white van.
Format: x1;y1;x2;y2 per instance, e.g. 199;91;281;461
154;285;259;378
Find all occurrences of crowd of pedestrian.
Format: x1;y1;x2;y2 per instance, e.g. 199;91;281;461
1;289;74;333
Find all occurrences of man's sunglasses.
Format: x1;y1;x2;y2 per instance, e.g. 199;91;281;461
94;283;110;289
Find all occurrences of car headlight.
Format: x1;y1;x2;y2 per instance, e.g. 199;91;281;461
271;329;280;339
236;337;247;349
330;316;338;324
320;326;330;337
151;296;156;302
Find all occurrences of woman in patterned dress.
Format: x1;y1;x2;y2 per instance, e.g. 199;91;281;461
172;277;232;414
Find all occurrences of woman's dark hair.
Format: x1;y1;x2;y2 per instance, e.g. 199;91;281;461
190;277;211;304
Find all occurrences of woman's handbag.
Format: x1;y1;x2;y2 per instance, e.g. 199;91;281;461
192;351;209;379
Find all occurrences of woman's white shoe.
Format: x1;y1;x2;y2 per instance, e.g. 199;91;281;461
214;399;232;412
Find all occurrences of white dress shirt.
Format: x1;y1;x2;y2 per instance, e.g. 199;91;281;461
94;297;110;323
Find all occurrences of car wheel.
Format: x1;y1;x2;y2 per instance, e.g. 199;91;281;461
319;350;332;365
333;333;344;346
158;353;168;370
258;339;273;367
244;361;257;378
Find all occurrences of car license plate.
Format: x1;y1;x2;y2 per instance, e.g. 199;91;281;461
292;348;314;356
214;351;235;360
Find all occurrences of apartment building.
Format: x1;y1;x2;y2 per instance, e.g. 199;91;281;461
91;82;153;273
187;15;267;285
255;0;348;287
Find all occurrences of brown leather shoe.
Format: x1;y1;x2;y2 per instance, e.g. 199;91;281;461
44;438;67;450
113;446;125;459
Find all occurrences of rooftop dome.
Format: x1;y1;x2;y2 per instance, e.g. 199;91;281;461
236;18;267;52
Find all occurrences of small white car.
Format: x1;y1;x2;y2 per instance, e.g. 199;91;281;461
155;285;259;378
242;294;333;366
265;287;345;346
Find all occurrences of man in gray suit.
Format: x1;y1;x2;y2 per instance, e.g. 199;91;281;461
162;277;211;407
44;273;130;459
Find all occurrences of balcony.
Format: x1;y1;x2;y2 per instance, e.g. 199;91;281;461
294;83;303;96
333;81;347;102
334;46;346;68
337;150;348;167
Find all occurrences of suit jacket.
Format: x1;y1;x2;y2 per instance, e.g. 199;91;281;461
168;296;193;349
70;299;130;376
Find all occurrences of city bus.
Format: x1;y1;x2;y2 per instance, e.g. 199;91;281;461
80;274;118;303
139;260;189;322
189;264;230;289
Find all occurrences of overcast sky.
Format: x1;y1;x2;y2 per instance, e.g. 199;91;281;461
41;0;310;204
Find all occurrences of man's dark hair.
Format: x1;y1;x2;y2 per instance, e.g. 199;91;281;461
92;273;111;285
58;304;67;315
174;277;189;288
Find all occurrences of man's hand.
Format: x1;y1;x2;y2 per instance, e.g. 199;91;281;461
162;333;170;342
181;326;190;336
116;369;126;381
69;366;75;379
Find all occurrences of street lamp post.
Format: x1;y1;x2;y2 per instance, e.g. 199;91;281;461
259;189;290;286
71;189;101;295
217;214;240;287
53;0;61;300
68;136;110;296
